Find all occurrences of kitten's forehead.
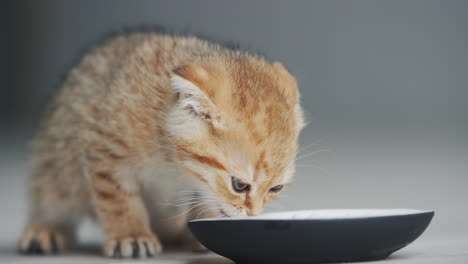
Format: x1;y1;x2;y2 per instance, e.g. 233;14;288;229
229;58;298;112
220;58;301;142
216;57;301;182
220;131;297;183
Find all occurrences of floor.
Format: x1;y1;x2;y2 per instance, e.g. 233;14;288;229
1;233;467;264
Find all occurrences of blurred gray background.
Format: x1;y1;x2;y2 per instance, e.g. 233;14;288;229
1;0;467;253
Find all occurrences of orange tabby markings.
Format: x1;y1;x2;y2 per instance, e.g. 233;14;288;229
189;152;226;171
96;189;117;200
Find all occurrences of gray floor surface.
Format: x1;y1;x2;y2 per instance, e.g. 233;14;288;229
1;234;467;263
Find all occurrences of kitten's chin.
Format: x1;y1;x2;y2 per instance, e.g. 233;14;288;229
217;208;248;218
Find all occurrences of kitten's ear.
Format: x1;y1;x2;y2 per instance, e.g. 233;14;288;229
172;63;210;89
171;63;224;128
273;62;296;83
273;62;305;130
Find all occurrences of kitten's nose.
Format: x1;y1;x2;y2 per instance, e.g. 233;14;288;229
246;197;263;216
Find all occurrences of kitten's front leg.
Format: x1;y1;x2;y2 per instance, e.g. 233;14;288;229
91;167;162;258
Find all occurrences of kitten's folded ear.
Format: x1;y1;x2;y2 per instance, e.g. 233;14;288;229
171;63;224;129
273;62;306;130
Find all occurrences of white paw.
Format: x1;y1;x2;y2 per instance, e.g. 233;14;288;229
103;233;162;258
19;225;67;254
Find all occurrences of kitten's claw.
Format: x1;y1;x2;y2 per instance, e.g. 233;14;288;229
104;234;161;258
25;239;44;254
19;225;66;254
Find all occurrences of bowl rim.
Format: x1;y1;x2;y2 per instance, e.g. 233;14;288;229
189;208;434;223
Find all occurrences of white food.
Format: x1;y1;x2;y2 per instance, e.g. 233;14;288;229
193;209;432;222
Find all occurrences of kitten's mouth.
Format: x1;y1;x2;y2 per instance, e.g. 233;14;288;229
219;209;229;217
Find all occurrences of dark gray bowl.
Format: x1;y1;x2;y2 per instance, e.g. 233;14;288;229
188;209;434;264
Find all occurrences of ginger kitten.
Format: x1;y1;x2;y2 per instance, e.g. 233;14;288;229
19;33;304;258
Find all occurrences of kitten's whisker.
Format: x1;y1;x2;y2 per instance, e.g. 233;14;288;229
167;199;218;220
193;206;211;218
169;196;198;203
166;200;201;207
295;149;333;162
167;202;204;220
194;208;208;219
194;204;221;219
172;196;199;203
297;136;329;154
178;190;200;194
161;193;206;207
160;199;199;206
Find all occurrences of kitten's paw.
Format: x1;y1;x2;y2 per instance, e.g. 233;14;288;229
190;239;209;253
104;233;162;258
193;246;210;254
19;225;67;254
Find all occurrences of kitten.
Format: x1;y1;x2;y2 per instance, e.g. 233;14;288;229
19;33;304;258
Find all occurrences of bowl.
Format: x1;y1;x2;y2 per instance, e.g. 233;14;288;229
188;209;434;264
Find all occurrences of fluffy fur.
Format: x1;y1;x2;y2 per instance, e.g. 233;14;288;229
19;33;304;258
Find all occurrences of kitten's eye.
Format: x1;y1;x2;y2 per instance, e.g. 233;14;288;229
231;177;250;193
270;185;284;192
